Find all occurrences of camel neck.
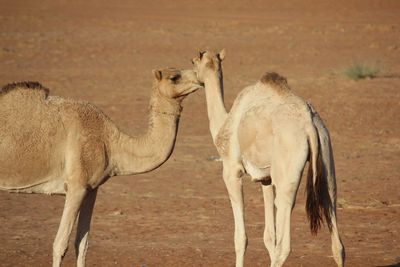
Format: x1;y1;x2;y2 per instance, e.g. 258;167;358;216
112;90;182;176
204;74;228;141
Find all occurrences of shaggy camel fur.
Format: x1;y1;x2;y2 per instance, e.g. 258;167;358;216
192;50;345;267
0;68;202;267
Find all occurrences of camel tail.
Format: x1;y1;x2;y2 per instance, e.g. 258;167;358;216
306;122;333;235
307;124;319;188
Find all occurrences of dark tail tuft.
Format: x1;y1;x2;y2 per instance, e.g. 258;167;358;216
306;136;333;235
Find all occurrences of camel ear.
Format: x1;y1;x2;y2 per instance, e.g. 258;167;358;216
218;49;226;61
152;69;162;81
198;50;206;59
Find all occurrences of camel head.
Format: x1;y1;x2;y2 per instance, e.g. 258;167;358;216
152;68;203;102
191;49;225;83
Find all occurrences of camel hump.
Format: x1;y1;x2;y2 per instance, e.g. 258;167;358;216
259;72;290;94
260;72;288;86
1;81;49;98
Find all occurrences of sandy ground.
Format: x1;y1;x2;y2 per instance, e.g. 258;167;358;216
0;0;399;266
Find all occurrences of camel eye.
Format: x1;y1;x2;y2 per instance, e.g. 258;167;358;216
170;74;181;83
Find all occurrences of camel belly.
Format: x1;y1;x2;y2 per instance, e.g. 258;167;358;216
0;174;67;195
0;146;68;194
0;129;67;192
0;138;66;187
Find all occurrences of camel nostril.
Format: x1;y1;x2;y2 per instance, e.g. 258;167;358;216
191;58;195;65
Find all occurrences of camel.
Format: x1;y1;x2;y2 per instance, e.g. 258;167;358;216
0;68;202;267
191;50;345;267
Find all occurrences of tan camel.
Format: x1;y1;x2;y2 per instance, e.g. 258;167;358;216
192;50;345;267
0;68;202;267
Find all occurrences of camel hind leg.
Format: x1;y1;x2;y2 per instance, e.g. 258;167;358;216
261;182;276;266
271;134;308;267
315;120;345;266
324;151;345;267
75;188;98;267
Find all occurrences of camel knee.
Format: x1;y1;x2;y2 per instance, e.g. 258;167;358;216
263;228;275;251
264;231;276;263
275;245;291;267
53;240;68;263
274;187;297;207
274;195;295;209
234;233;248;255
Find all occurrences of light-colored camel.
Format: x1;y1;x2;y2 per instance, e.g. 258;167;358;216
192;50;345;267
0;68;202;267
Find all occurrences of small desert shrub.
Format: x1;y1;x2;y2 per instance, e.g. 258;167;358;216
344;62;380;80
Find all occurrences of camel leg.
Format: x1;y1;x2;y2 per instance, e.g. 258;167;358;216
325;154;345;266
272;184;294;267
75;188;98;267
313;111;345;266
273;176;300;267
53;184;87;267
261;183;276;266
329;211;345;267
271;148;305;267
223;163;247;267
